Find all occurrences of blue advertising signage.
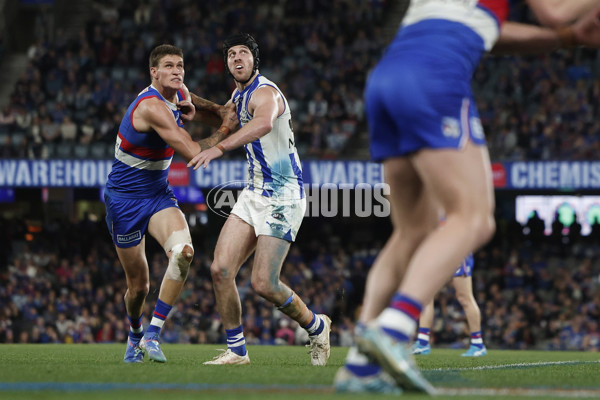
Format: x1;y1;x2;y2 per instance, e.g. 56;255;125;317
1;159;600;190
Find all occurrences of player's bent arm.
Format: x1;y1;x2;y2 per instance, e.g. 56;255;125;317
192;100;239;150
492;22;565;54
526;0;599;28
214;87;279;152
189;92;225;128
138;98;201;163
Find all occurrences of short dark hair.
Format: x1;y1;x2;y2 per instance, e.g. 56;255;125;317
149;44;184;69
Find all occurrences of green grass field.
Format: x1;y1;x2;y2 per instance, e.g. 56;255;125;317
1;344;599;399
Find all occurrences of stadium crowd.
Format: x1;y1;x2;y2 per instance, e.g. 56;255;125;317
0;0;385;160
0;2;598;162
1;0;600;354
2;211;600;352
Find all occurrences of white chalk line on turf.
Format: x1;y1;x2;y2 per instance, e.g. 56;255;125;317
427;359;600;372
437;387;600;398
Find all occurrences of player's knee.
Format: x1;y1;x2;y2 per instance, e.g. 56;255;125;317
166;242;193;282
209;260;234;285
471;214;496;248
181;243;194;262
455;292;471;307
163;230;194;282
456;210;495;250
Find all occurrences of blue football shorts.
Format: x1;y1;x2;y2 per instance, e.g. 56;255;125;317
366;20;487;162
454;253;474;277
104;186;180;248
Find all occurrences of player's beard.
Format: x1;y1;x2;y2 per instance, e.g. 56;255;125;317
232;68;254;84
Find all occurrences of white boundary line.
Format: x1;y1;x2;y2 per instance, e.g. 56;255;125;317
427;360;600;372
437;387;600;398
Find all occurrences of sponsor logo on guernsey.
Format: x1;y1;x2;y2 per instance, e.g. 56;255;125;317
117;230;142;244
441;117;460;138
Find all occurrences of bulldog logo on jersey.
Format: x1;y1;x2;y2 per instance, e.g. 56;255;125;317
441;117;460;138
470;117;484;140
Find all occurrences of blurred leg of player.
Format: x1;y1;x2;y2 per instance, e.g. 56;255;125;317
412;301;433;355
358;141;494;393
335;157;439;393
453;275;487;356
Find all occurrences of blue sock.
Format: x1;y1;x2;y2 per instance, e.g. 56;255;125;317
127;314;143;341
345;346;381;377
146;299;172;335
417;327;430;346
470;331;484;349
378;292;422;342
226;325;247;356
304;313;324;337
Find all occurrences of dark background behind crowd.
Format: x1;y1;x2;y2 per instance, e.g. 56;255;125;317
1;0;600;352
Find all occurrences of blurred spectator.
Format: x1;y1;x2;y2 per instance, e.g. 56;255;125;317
40;116;60;143
59;115;78;142
0;106;15;133
1;0;390;159
275;318;295;345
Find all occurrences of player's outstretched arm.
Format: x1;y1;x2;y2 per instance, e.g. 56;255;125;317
188;92;228;128
526;0;600;28
493;2;600;55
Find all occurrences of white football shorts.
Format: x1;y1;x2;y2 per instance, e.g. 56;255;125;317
231;189;306;242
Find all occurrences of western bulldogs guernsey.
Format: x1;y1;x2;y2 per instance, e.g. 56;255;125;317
367;0;510;161
232;75;304;200
106;86;185;197
402;0;509;52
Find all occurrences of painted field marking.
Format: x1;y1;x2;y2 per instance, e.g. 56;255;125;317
427;359;600;372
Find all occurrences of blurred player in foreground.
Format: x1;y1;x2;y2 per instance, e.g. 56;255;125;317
334;0;600;394
104;44;236;363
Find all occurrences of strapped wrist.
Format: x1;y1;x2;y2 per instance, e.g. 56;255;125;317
216;143;226;153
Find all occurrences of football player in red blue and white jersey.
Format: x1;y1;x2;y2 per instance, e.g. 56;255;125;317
104;44;237;364
335;0;600;394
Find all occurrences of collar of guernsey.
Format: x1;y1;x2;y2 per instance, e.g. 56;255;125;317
402;0;509;51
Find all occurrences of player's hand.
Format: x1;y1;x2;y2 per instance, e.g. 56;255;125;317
178;99;196;121
220;101;238;132
572;3;600;47
187;146;224;170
